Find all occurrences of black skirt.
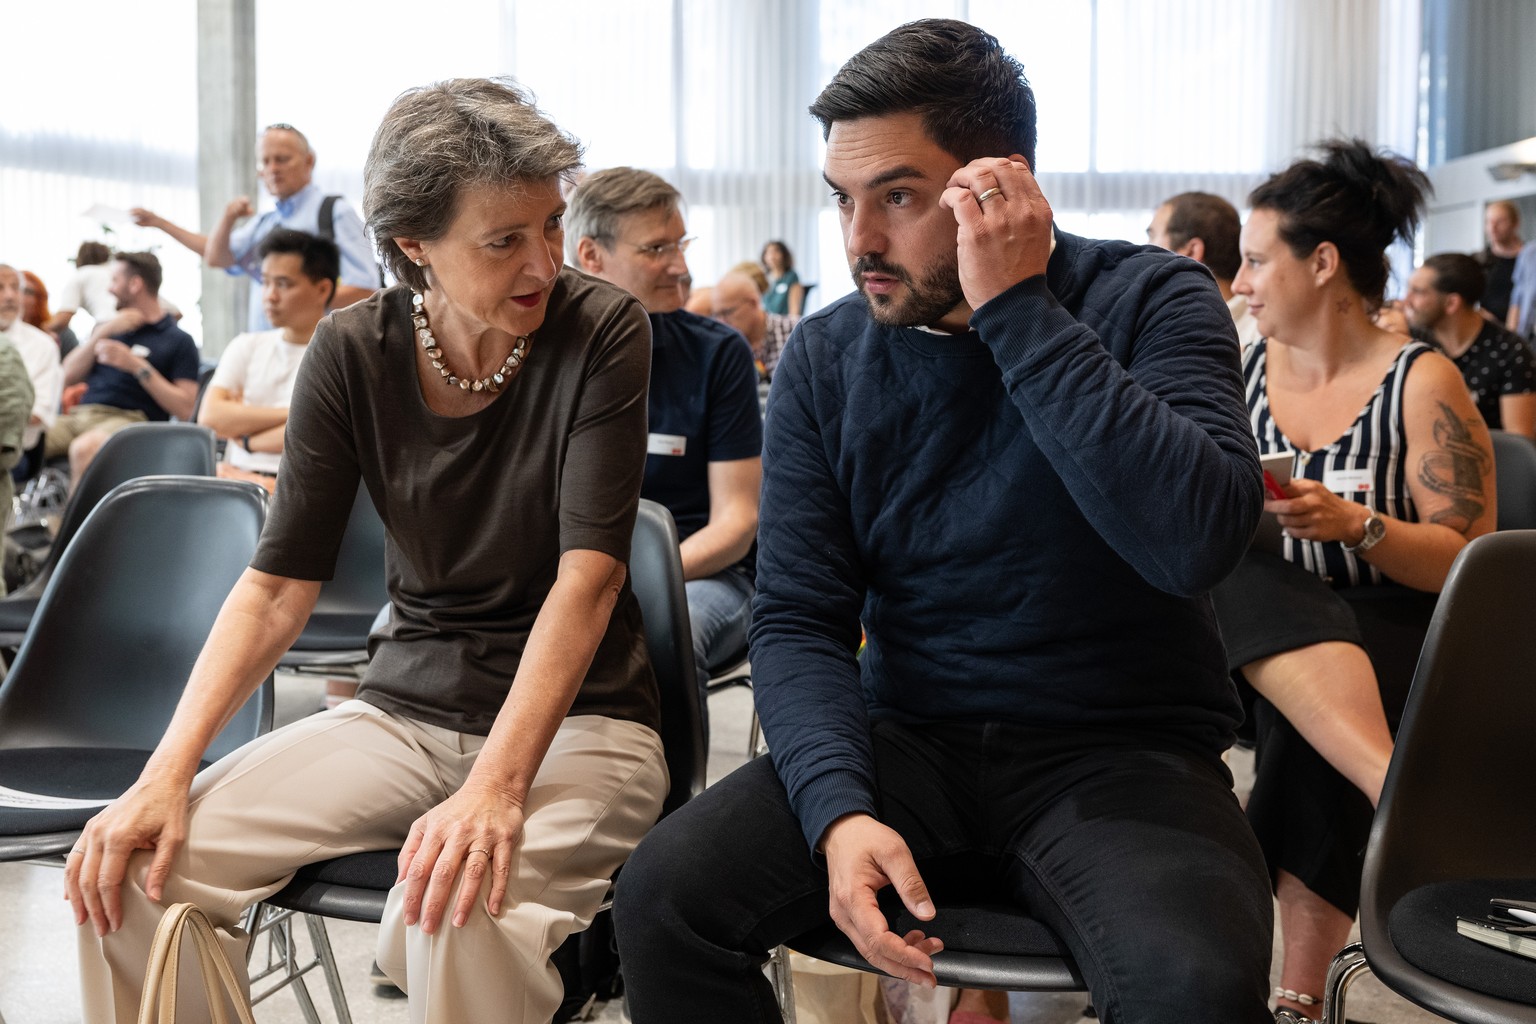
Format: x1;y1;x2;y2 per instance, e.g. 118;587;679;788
1211;549;1438;915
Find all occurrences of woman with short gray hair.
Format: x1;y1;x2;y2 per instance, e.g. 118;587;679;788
68;77;666;1023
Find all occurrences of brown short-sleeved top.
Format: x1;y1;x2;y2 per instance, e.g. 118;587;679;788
252;271;660;735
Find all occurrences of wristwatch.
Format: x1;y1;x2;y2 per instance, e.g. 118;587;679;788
135;366;152;383
1345;511;1386;553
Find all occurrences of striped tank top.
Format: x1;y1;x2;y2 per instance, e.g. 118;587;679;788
1243;337;1433;587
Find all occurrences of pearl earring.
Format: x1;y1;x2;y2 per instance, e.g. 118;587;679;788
414;258;426;267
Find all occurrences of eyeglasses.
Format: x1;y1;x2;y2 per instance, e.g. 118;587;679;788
622;236;696;262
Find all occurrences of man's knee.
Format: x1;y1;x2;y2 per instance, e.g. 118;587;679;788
614;810;697;936
615;760;794;948
69;429;110;473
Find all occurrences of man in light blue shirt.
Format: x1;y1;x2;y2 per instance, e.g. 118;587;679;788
1507;240;1536;341
132;124;378;331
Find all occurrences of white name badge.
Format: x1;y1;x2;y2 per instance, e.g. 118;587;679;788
1324;468;1374;494
648;433;688;456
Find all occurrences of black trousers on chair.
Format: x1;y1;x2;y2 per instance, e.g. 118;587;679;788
614;719;1275;1024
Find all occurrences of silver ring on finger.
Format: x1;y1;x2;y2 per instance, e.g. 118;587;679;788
976;187;1002;204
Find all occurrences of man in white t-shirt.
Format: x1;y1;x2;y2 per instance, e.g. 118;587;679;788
198;228;338;491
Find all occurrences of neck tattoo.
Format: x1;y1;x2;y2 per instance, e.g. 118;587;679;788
411;292;530;393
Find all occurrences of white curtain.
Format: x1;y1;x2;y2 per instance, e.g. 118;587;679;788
0;0;203;341
0;0;1425;337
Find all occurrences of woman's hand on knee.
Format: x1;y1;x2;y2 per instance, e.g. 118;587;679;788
64;776;190;937
396;784;525;934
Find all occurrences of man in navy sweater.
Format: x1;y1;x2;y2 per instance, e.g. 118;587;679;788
614;19;1274;1023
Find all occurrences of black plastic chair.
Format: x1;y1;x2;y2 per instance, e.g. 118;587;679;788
1320;531;1536;1024
0;476;273;863
705;644;763;758
248;499;706;1020
279;484;388;673
778;904;1084;1014
1490;429;1536;531
0;422;216;648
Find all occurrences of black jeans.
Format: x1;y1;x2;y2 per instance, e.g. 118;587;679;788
614;719;1274;1024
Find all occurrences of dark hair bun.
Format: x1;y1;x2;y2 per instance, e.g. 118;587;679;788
1249;137;1432;304
1315;139;1428;252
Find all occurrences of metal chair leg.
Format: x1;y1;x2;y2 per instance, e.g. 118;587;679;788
748;708;765;759
1319;941;1370;1024
243;903;337;1024
768;945;797;1024
302;913;354;1024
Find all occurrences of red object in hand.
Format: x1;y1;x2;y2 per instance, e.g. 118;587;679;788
1262;470;1288;501
61;382;88;414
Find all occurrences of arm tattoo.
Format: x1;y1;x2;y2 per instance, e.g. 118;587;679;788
1417;401;1490;533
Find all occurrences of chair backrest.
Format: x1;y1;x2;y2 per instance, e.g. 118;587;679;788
188;363;218;423
1360;531;1536;1006
0;476;272;760
48;423;217;574
629;499;706;816
309;483;388;617
1489;429;1536;530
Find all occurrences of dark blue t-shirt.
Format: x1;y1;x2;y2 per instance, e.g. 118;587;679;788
82;314;200;420
640;310;762;568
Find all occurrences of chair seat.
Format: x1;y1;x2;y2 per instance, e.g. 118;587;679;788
286;612;379;653
265;849;398;924
1389;878;1536;1006
788;903;1083;991
0;747;155;836
0;747;222;838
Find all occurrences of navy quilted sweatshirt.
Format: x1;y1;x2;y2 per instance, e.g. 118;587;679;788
750;230;1263;850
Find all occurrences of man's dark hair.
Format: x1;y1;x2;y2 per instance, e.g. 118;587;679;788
114;251;162;296
258;228;341;300
1248;138;1431;306
76;241;111;267
1163;192;1242;281
809;19;1037;168
1423;252;1485;308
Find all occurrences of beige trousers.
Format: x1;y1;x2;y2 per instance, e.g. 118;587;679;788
44;404;147;458
77;700;668;1024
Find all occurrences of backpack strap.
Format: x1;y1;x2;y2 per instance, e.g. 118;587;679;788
317;195;340;240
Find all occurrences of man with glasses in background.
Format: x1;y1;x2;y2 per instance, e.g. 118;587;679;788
131;123;378;331
710;268;798;381
568;167;762;741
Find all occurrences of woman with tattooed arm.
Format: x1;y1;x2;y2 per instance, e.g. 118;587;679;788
1212;139;1495;1020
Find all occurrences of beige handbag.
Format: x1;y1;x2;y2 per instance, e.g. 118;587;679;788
137;902;257;1024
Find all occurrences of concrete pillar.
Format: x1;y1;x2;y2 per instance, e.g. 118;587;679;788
196;0;256;359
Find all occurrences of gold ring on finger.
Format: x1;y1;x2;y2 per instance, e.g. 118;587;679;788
976;187;1002;203
468;848;491;858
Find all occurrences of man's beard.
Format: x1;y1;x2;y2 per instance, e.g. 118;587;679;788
852;252;965;328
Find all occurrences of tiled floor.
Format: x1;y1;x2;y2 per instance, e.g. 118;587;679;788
0;677;1450;1023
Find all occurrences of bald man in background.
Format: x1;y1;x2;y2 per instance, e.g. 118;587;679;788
710;270;798;381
